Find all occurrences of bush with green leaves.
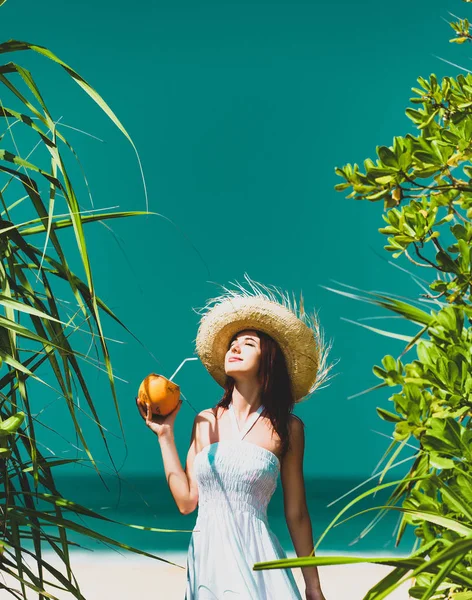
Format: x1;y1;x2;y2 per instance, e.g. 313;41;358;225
254;4;472;600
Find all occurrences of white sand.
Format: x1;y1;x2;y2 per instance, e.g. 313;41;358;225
0;550;413;599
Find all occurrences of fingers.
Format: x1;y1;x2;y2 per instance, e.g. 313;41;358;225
136;396;182;427
136;398;163;433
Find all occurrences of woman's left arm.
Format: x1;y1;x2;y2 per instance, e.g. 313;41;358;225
281;416;326;600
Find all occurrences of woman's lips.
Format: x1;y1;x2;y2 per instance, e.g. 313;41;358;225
228;357;242;362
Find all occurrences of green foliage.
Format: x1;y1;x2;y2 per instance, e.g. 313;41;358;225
0;22;185;600
335;63;472;306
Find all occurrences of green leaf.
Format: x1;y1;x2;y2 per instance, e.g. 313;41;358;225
366;189;390;201
429;452;455;470
406;108;424;124
377;146;399;169
414;166;441;178
414;150;443;166
340;317;419;345
375;175;395;185
451;223;468;240
436;250;460;274
376;407;402;423
322;283;434;326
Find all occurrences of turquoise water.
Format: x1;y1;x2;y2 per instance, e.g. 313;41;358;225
29;475;416;557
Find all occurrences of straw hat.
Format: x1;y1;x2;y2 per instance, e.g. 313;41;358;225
194;274;335;402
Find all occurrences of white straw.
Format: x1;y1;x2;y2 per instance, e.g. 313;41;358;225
169;357;198;382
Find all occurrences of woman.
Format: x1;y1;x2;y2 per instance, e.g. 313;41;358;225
137;275;333;600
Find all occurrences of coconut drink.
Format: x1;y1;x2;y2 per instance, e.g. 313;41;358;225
137;373;180;417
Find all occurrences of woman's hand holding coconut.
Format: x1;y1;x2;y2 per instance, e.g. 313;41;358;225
136;373;183;438
136;397;182;438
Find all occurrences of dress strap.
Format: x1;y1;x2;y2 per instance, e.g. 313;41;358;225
228;401;264;441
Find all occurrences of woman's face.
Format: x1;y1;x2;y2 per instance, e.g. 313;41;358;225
225;329;261;381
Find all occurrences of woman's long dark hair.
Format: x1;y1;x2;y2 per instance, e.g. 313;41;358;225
214;329;303;462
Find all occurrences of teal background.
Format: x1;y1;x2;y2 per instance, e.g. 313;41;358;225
2;0;471;553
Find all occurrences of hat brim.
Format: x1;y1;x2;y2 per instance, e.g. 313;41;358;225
195;296;320;402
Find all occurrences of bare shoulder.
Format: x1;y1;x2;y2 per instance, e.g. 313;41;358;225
280;413;305;475
187;408;217;460
194;406;222;432
281;414;308;520
193;407;222;451
288;413;305;439
199;407;215;414
201;405;227;418
198;407;221;420
283;414;305;461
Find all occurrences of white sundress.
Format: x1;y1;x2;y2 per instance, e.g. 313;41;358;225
185;401;303;599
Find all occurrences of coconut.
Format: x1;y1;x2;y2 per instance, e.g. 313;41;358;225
137;373;180;417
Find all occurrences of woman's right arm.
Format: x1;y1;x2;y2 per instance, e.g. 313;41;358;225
136;399;199;515
158;416;199;515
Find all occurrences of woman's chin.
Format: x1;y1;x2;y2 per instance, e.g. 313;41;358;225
225;366;241;377
225;364;249;377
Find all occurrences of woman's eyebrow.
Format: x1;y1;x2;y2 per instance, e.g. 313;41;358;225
231;336;259;343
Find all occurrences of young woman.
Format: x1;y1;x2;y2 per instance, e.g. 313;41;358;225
137;276;333;600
